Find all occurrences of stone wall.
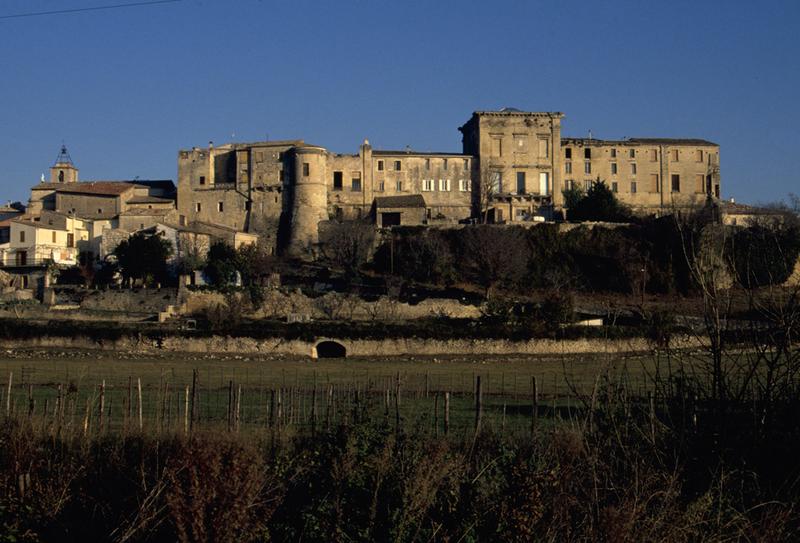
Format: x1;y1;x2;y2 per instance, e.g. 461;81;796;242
177;288;480;321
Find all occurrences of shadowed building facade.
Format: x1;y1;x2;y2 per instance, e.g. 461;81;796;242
175;109;721;255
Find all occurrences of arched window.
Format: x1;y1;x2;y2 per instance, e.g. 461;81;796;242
58;170;64;182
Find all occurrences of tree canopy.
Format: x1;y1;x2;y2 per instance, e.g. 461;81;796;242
113;233;173;285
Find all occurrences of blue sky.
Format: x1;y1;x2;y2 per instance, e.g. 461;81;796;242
1;0;798;205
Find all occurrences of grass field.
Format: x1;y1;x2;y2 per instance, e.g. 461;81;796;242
0;348;669;436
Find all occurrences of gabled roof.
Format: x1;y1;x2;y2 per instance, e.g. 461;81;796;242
30;181;136;196
374;194;426;208
126;196;175;205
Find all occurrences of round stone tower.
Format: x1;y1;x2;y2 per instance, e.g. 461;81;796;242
287;145;329;256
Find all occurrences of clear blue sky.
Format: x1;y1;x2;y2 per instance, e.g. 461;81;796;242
1;0;798;206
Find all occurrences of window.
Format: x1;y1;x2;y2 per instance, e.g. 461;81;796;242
671;149;679;161
671;174;680;192
629;149;635;158
439;179;451;191
584;161;591;174
492;171;503;193
696;149;704;162
611;162;618;175
302;162;310;176
378;180;385;192
459;179;471;192
463;159;469;170
443;158;448;170
377;160;384;171
695;174;705;193
333;171;343;191
565;148;572;159
650;149;658;162
199;176;206;185
516;172;526;194
538;138;549;158
58;170;64;182
396;180;404;191
52;231;56;243
631;181;638;193
195;202;202;212
351;174;362;192
565;161;572;174
422;179;434;192
394;160;401;171
67;233;74;248
650;174;659;192
631;163;637;175
97;208;103;214
279;170;284;182
217;202;224;212
584;148;591;159
491;137;502;157
584;179;592;191
611;182;618;193
610;148;617;158
245;201;252;211
425;158;430;170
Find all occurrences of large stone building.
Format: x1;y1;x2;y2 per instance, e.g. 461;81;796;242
175;108;721;256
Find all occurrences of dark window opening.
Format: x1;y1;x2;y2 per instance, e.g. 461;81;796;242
351;177;362;192
315;341;347;359
382;212;401;227
671;174;680;192
516;172;526;194
199;176;206;185
565;148;572;159
377;160;384;171
394;160;401;171
333;171;343;191
584;148;591;159
58;170;64;182
303;163;309;176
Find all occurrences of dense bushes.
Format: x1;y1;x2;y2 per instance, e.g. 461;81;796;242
2;383;798;542
373;214;800;298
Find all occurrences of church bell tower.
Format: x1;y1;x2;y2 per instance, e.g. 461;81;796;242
49;145;79;184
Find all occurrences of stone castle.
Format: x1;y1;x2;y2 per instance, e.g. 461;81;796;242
176;108;720;256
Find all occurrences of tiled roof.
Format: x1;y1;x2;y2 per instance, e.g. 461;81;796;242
126;196;175;204
30;181;136;196
374;194;426;208
562;137;718;146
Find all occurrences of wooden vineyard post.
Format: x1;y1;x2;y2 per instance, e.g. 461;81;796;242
394;372;401;429
127;376;133;432
444;392;450;435
6;371;12;416
235;385;242;433
184;385;190;436
137;378;143;431
190;369;198;433
474;375;483;434
433;392;439;435
83;397;91;437
531;376;538;438
311;385;317;435
98;380;105;432
28;385;34;419
227;380;234;432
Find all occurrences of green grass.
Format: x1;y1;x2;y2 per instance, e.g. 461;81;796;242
0;349;665;436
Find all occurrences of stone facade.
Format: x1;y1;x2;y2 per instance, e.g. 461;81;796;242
561;137;721;212
174;108;721;255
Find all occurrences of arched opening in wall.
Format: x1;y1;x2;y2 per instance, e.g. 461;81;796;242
58;170;64;182
314;341;346;359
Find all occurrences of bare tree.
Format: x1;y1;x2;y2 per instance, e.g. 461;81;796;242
320;221;375;280
474;162;500;224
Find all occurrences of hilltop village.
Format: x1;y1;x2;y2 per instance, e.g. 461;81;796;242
2;108;724;273
1;106;798;354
